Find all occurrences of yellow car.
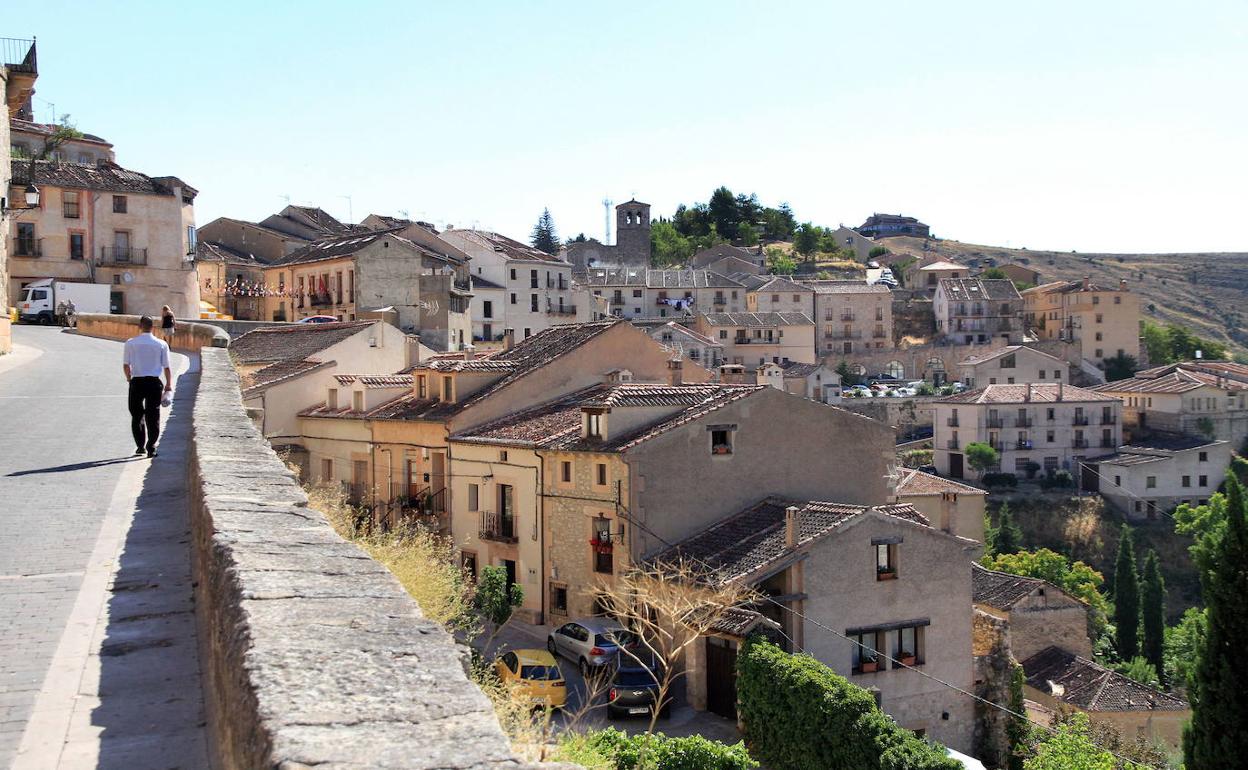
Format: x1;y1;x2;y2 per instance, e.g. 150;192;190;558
494;649;567;709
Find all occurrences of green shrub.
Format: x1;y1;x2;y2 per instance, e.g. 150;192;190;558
982;472;1019;488
1040;470;1074;489
571;727;757;770
737;638;959;770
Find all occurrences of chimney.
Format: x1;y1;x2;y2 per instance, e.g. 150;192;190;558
1025;383;1032;402
785;506;800;548
1057;381;1064;401
667;357;683;386
502;328;515;351
1082;275;1091;291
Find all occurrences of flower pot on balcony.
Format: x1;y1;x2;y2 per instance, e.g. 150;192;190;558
898;653;917;667
860;659;879;673
877;569;897;581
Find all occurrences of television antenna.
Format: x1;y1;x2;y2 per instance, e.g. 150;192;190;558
602;197;613;245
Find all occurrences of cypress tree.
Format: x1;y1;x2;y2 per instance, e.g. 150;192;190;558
1140;549;1166;683
1006;663;1027;770
1185;477;1248;769
990;503;1024;556
1113;525;1140;661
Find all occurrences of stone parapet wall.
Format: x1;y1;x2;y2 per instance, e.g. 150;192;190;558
75;312;230;351
191;348;572;769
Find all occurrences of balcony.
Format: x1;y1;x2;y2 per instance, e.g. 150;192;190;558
310;293;333;307
946;439;960;450
480;511;517;543
986;417;1005;429
1100;439;1116;448
11;238;41;258
840;313;856;322
946;417;960;427
872;330;888;339
1101;415;1118;425
1;37;37;74
99;246;148;266
1073;438;1089;449
1015;439;1033;450
1015;417;1033;428
824;331;862;340
546;302;577;316
989;442;1005;452
1072;416;1090;426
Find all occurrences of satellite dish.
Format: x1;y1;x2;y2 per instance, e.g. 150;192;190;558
123;272;134;284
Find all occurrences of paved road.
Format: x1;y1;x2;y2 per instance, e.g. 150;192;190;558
0;326;208;769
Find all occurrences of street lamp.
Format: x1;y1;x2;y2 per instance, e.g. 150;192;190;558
24;184;39;207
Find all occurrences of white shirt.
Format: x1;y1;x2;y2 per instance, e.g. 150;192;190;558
123;332;171;378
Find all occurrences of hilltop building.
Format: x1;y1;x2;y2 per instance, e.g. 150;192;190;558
933;278;1024;345
857;213;930;239
562;200;651;271
1022;277;1140;369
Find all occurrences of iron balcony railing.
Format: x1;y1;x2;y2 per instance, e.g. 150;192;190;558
1073;438;1089;448
873;330;888;338
825;331;862;340
1015;417;1034;427
1072;415;1090;426
11;238;41;257
480;511;517;543
99;246;147;266
1016;439;1033;450
1;38;37;74
1101;415;1117;425
946;439;960;450
986;417;1005;428
546;302;577;315
310;293;333;307
946;417;960;427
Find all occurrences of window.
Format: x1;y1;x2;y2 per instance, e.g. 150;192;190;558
16;222;36;255
1039;370;1046;379
69;232;84;260
499;449;509;462
1115;475;1122;487
710;428;733;455
632;288;642;298
112;195;127;213
1095;332;1103;342
1182;476;1191;488
186;225;197;253
352;391;363;412
772;294;780;303
851;631;885;673
468;483;479;511
327;389;338;410
560;461;572;483
894;625;925;667
876;542;897;579
1046;430;1055;443
1000;354;1016;369
483;300;493;319
416;375;427;399
442;375;453;401
321;458;333;481
1114;295;1122;304
524;328;531;338
587;412;603;438
1095;349;1103;359
719;330;728;339
530;294;538;312
1092;295;1101;305
1199;451;1208;462
509;268;517;281
551;584;568;614
62;191;80;218
1146;476;1157;489
1047;408;1056;421
593;518;613;574
1199;475;1208;487
530;269;539;288
510;292;517;305
596;463;607;486
1095;313;1104;323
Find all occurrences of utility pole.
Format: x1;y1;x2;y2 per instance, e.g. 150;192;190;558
603;197;613;245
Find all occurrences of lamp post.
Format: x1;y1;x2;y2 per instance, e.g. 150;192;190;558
23;184;39;207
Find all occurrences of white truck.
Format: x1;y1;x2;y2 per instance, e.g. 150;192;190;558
18;279;111;325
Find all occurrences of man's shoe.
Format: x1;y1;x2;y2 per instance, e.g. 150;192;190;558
134;448;145;456
147;447;157;458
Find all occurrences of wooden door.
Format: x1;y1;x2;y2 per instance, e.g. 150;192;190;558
706;637;738;720
949;452;964;480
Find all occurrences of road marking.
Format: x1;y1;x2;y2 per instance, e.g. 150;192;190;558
0;572;85;582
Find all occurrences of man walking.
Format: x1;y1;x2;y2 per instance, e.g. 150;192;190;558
123;315;172;458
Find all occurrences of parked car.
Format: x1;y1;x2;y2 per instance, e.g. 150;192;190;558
607;653;670;720
296;315;340;324
547;618;638;676
495;649;567;709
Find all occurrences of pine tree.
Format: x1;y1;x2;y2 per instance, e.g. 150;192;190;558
1184;476;1248;769
1112;525;1140;661
1140;549;1166;683
990;503;1024;556
530;208;560;255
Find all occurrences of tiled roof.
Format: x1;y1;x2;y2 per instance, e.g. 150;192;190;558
284;206;351;235
938;383;1118;405
1097;362;1248;394
1095;453;1165;467
701;312;813;327
896;468;986;497
958;345;1064;367
918;260;967;271
273;230;398;266
778;362;824;378
581;267;649;286
414;358;517;373
196;241;265;267
647;270;743;289
1022;647;1187;712
735;274;770;291
972;563;1048;610
470;275;505;290
450;383;763;451
690;244;757;266
333;374;413;388
444;229;568;264
1118;434;1224;452
13;159;187;197
651;321;720;347
939;278;1021;301
802;280;891;295
750;277;812;294
242;359;334;397
708;607;781;638
230;321;374;365
648;497;930;584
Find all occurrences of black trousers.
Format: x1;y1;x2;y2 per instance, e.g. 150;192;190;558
128;376;162;452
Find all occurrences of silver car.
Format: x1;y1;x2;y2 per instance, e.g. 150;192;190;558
547;618;638;676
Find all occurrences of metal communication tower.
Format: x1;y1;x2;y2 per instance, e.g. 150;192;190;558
602;197;613;245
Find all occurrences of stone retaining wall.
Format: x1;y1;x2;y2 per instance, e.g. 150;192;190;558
191;348;571;769
75;313;230;351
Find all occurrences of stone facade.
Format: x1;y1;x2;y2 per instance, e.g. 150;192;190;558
1023;278;1140;367
562;200;651;271
1094;437;1232;520
804;281;895;356
934;278;1024;346
959;345;1070;389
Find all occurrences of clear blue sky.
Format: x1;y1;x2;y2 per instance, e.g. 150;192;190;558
18;0;1248;253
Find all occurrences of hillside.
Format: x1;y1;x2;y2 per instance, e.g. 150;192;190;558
879;236;1248;361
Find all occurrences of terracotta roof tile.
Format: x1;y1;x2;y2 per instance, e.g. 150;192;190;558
701;311;813;327
1022;646;1187;712
939;277;1021;301
333;374;413;388
897;468;987;497
242;359;334;397
443;229;568;263
801;280;891;295
972;563;1050;610
938;383;1118;405
14;159;187;197
230;321;375;365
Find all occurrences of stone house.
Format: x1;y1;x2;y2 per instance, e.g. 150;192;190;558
579;267;747;320
562;200;651;271
198;217;309;266
914;260;969;291
654;498;980;753
934;278;1023;346
194;241;267;320
829;225;878;261
972;564;1091;661
263;230;472;351
648;320;724;370
9;157;200;318
695;311;816;366
439;229;582;341
690;243;765;272
895;468;987;542
1092;361;1248;447
1089;434;1231;520
1021;646;1189;749
958;345;1070;389
10;116;114;166
448;378;894;624
744;276;815;317
1022;278;1140;368
857;213;930;239
801;281;894;356
933;383;1122;480
1;37;38;353
702;254;763;277
232;320;415;445
463;274;506;345
755;361;842;404
994;263;1043;287
261;204;354;240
